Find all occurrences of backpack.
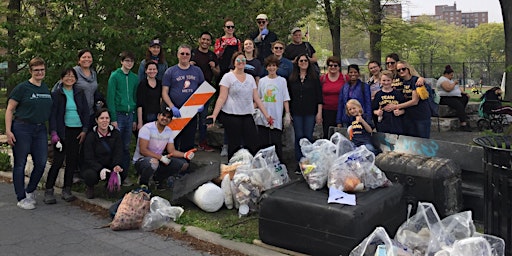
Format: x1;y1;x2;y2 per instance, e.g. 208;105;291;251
425;83;439;117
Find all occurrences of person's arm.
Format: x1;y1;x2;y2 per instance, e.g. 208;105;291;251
165;142;186;159
357;115;373;133
139;138;164;159
211;61;220;77
316;104;323;124
395;90;420;109
5;99;18;146
161;86;174;108
440;78;458;92
136;81;144;129
253;88;271;121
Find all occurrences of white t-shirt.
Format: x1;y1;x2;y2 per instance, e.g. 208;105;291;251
132;121;174;162
219;72;257;115
437;76;462;97
255;76;290;130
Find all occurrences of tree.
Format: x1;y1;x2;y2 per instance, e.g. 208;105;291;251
499;0;512;100
319;0;345;59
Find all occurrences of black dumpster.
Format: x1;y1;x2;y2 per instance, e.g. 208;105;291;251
473;135;512;256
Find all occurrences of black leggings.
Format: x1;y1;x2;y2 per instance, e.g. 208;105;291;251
440;95;469;123
220;111;258;159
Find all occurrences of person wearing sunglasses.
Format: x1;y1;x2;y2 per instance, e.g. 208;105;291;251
250;13;278;64
383;61;432;138
214;18;241;81
385;53;425;88
208;52;273;159
264;40;293;79
320;56;349;139
107;51;138;186
288;54;323;174
162;44;205;153
6;57;53;209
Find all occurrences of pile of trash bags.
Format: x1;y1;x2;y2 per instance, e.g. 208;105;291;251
299;132;391;192
191;145;290;216
350;202;505;256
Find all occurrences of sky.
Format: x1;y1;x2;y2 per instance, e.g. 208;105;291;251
403;0;503;23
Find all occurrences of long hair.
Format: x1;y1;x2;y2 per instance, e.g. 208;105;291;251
289;53;318;82
145;41;166;64
346;99;363;116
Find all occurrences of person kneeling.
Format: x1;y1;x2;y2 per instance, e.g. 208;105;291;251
133;105;196;190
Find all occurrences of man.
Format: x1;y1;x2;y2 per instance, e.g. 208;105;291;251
283;27;319;74
133;106;196;188
249;14;278;63
190;32;219;152
162;44;205;152
107;51;138;186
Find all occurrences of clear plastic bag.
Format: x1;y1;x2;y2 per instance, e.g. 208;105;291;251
299;138;337;190
141;196;184;231
330;132;355;157
232;165;264;213
350;226;412;256
253;146;290;188
228;148;253;166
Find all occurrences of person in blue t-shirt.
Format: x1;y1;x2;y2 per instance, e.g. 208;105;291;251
372;70;405;134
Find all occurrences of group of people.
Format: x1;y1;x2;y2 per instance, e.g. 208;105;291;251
7;12;475;209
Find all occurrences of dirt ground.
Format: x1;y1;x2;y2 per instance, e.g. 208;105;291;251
0;175;247;256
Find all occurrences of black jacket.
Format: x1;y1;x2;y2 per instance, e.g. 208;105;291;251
49;86;90;139
82;125;123;172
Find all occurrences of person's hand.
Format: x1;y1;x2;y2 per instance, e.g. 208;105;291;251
113;165;123;173
77;131;87;144
393;109;402;116
209;61;216;68
51;131;60;144
100;168;111;180
6;131;15;146
315;113;322;124
171;106;181;118
261;28;269;36
184;148;197;160
383;104;396;112
355;115;363;123
137;121;143;130
197;105;204;113
132;122;137;131
206;115;216;128
375;108;383;117
160;155;171;165
337;124;342;128
189;61;196;66
283;113;291;127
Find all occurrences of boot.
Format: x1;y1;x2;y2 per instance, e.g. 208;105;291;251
85;186;95;199
61;187;76;202
43;189;56;204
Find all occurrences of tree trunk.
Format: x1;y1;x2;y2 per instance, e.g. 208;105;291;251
323;0;341;59
7;0;20;95
369;0;382;62
500;0;512;100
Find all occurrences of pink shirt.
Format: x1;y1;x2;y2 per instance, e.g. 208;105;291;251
321;73;348;110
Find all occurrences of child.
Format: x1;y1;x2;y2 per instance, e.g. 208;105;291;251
255;55;291;160
372;70;405;134
346;99;379;155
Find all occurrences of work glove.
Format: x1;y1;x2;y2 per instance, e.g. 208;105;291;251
51;131;60;144
261;28;269;36
160;155;171;165
197;105;204;113
171;106;181;118
184;148;197;160
55;141;63;152
100;168;111;180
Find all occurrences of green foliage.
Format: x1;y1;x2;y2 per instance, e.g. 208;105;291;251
0;145;11;172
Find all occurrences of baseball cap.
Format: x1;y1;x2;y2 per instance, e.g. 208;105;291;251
256;14;268;20
149;39;161;47
160;105;173;117
291;27;301;34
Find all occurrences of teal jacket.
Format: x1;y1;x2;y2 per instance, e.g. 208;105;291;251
107;68;138;122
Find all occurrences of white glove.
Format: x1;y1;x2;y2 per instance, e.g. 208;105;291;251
100;168;111;180
55;141;63;152
284;113;292;127
160;155;171;165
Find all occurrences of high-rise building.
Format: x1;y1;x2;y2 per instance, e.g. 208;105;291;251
410;2;488;27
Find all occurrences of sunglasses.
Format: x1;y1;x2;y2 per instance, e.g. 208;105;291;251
273;47;283;50
328;64;339;67
257;20;266;24
299;59;308;63
179;52;191;56
225;25;235;29
385;61;396;65
398;67;408;72
236;57;247;63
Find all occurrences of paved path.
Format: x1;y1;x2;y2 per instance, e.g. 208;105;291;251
0;182;208;256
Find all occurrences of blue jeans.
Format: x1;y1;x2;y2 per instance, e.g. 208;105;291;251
11;121;48;201
116;112;134;175
403;119;431;139
292;114;316;161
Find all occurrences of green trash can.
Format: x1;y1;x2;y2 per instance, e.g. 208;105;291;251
473;135;512;256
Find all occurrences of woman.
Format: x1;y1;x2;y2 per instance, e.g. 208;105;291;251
44;68;89;204
266;41;293;79
138;39;168;82
242;39;263;84
6;57;53;209
136;62;162;130
385;61;431;138
320;56;347;139
437;65;471;131
73;49;105;128
288;54;323;173
81;108;124;199
208;52;272;159
215;18;241;80
336;64;371;127
367;60;382;100
385;53;424;87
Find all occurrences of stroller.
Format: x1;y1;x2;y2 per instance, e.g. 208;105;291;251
476;87;511;133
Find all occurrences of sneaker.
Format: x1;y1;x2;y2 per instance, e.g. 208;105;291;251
85;186;95;199
122;177;133;187
220;145;228;157
61;187;76;202
17;198;35;210
199;142;215;152
43;189;57;204
25;192;36;205
155;180;167;191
